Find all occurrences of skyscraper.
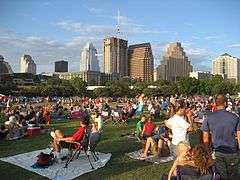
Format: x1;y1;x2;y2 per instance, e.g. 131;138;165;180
80;42;99;72
128;43;154;82
103;37;128;76
0;55;13;74
212;53;240;82
20;54;36;74
55;60;68;72
159;42;192;81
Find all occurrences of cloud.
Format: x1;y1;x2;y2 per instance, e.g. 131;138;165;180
0;27;103;73
204;36;219;40
56;21;115;36
228;43;240;48
55;17;176;37
182;43;211;71
87;7;104;14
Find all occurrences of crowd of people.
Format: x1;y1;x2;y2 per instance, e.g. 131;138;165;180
1;93;240;179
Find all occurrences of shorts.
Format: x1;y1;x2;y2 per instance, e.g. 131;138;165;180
214;151;240;179
169;143;177;157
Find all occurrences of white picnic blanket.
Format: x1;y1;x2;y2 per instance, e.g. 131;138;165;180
0;148;111;180
126;149;174;164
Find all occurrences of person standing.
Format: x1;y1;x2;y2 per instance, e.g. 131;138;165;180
165;100;190;157
201;94;240;179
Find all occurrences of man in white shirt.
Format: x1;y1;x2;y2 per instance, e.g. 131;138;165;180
165;101;190;156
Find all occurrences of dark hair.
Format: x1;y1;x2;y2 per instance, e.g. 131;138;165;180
174;100;186;112
0;125;5;130
215;94;227;106
80;115;90;126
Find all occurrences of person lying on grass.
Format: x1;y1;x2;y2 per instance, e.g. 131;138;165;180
50;117;90;162
140;125;170;159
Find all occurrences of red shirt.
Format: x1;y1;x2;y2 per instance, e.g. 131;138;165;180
72;127;86;142
143;122;156;136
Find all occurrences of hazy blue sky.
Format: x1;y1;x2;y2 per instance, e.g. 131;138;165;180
0;0;240;73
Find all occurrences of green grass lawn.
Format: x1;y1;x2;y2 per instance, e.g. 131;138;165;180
0;119;172;180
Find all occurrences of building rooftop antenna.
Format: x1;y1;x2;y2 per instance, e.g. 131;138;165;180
116;9;120;38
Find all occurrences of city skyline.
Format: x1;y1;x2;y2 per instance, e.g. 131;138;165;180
0;0;240;73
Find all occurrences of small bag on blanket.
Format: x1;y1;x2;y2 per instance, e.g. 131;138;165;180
31;152;54;168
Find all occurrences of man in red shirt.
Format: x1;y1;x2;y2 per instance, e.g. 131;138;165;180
141;115;156;139
51;117;89;161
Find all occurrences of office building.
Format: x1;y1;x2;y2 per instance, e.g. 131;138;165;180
154;66;161;81
212;53;240;82
20;54;36;74
103;37;128;76
128;43;154;82
189;71;212;80
80;42;99;72
0;55;13;74
55;60;68;72
159;42;193;81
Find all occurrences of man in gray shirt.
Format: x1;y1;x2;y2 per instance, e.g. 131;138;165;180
201;94;240;179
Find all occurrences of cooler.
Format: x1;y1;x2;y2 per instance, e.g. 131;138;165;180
27;127;41;136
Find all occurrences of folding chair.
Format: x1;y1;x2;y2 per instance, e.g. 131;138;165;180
89;135;101;162
64;129;94;169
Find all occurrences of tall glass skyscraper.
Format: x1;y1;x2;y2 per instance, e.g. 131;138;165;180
80;42;99;72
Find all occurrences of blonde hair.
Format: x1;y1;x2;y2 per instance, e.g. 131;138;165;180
192;144;212;175
176;141;190;156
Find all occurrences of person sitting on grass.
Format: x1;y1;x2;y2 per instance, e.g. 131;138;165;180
140;126;170;159
0;124;9;140
50;117;90;162
141;115;156;139
135;115;146;139
168;142;213;180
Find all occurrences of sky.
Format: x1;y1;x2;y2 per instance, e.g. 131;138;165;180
0;0;240;73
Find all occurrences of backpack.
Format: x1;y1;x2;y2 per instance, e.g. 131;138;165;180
36;152;54;167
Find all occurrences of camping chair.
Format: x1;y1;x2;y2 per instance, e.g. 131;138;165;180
88;133;101;162
64;129;94;169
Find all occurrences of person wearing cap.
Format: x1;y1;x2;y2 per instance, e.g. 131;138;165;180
201;94;240;179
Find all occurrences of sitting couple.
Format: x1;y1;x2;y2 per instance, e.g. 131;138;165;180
140;125;170;159
50;115;101;162
135;114;156;140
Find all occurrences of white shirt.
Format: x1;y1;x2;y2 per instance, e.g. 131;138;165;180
94;116;103;132
165;114;190;145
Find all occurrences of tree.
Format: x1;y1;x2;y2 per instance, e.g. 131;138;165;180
69;77;87;96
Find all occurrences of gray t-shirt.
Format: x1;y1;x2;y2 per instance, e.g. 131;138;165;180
201;109;240;152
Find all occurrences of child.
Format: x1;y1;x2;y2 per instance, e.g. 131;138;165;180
135;115;146;138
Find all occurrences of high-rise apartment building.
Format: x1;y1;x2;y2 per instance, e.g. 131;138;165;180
20;54;36;74
212;53;240;82
103;37;128;76
0;55;13;74
128;43;154;82
55;60;68;72
80;42;99;72
159;42;192;81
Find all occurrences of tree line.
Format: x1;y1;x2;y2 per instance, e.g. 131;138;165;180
0;75;239;97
